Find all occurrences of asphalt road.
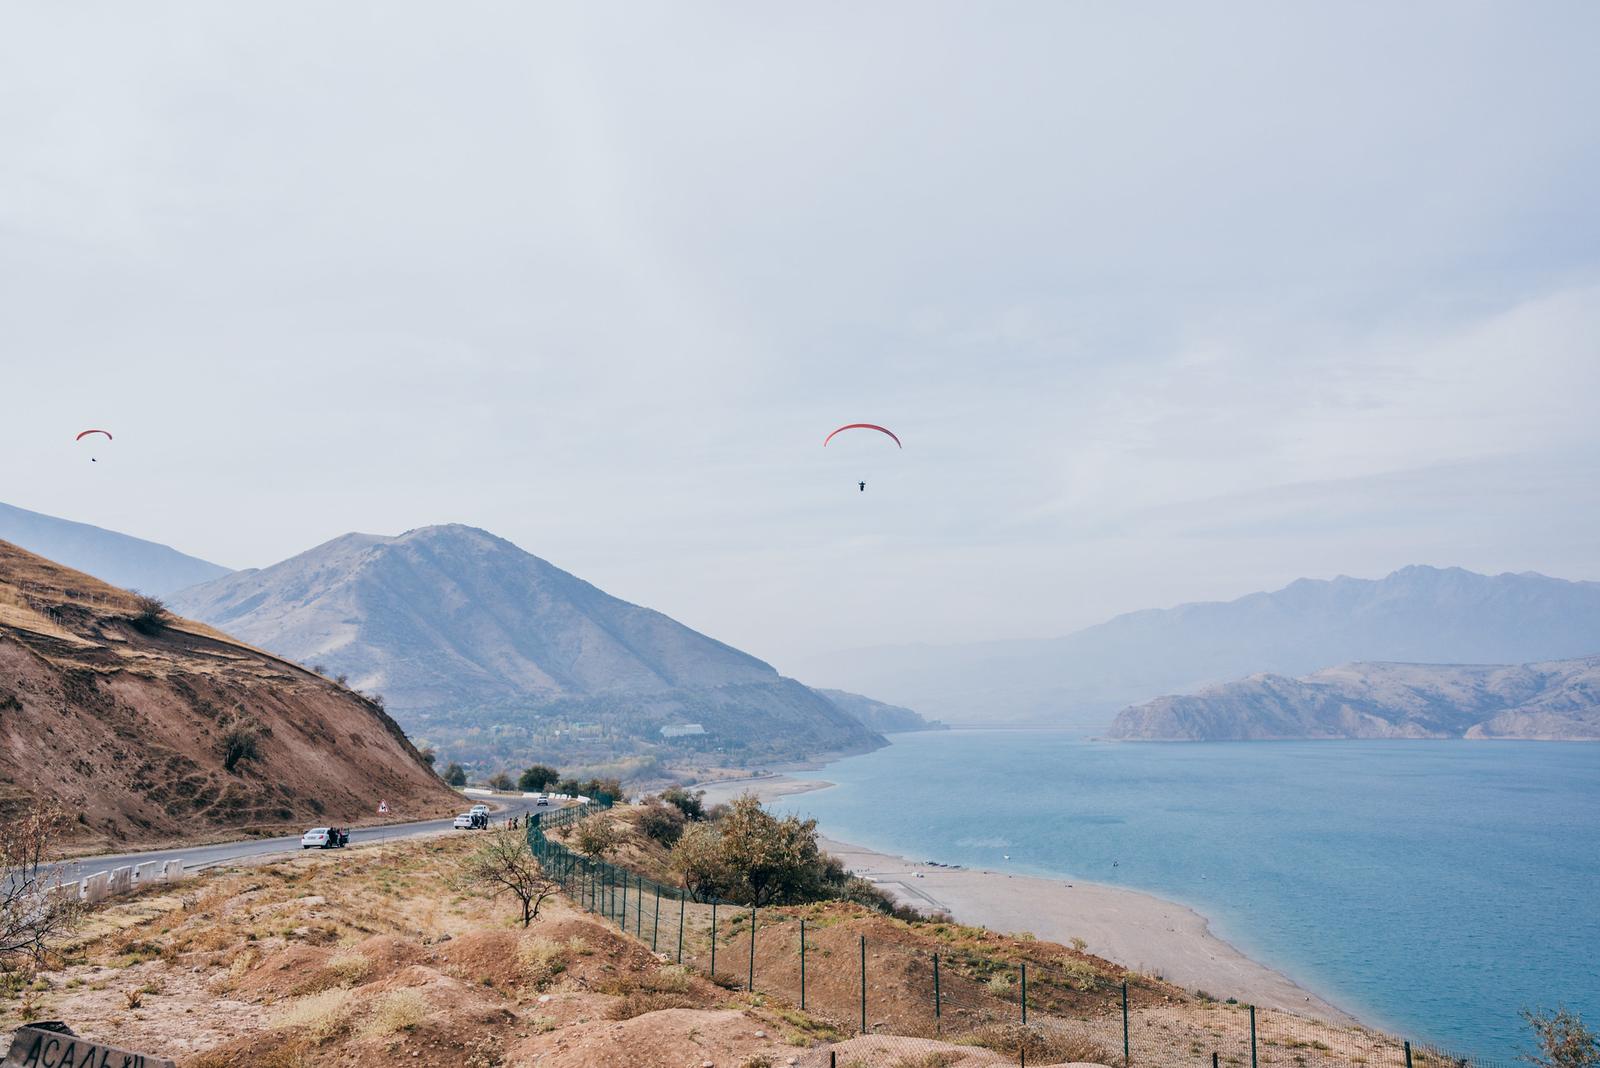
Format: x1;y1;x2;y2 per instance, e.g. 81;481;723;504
57;793;554;884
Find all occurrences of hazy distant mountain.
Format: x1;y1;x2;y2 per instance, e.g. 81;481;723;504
797;566;1600;729
1109;656;1600;740
170;524;880;764
0;500;231;596
815;689;944;733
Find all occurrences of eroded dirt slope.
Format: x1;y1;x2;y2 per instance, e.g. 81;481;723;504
0;539;460;849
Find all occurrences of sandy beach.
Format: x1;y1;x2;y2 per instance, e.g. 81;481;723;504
699;772;1354;1023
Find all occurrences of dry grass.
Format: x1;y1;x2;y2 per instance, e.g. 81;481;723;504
892;1053;964;1068
957;1021;1113;1065
360;989;428;1037
516;934;568;988
605;989;701;1020
324;949;372;986
274;988;353;1044
598;965;702;1019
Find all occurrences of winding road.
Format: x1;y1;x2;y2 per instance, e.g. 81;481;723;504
57;793;554;884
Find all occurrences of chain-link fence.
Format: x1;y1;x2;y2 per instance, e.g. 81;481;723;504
530;803;1514;1068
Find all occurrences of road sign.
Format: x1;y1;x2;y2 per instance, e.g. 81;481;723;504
4;1024;175;1068
378;800;389;814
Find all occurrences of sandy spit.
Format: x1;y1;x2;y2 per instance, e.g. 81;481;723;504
700;772;1354;1024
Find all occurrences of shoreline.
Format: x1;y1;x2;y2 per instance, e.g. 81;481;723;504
700;771;1357;1025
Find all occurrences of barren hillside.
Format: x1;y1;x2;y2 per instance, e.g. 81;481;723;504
0;540;460;850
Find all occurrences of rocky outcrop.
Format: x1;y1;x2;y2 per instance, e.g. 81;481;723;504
1109;656;1600;740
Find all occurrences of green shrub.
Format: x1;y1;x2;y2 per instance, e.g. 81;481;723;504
638;797;687;846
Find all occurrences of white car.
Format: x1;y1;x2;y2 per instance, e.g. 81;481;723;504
300;827;348;849
535;797;550;807
469;803;491;817
452;813;475;830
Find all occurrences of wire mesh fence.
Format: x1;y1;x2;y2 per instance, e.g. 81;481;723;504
529;803;1516;1068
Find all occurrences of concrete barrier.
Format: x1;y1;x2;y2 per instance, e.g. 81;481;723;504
71;856;188;908
82;871;110;904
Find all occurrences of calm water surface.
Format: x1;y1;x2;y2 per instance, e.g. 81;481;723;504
770;731;1599;1061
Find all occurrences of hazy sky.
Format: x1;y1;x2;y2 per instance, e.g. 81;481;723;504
3;3;1598;671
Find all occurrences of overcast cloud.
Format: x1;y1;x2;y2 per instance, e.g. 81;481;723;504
2;2;1598;669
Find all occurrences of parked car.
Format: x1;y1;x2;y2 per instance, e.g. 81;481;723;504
452;813;475;830
301;827;349;849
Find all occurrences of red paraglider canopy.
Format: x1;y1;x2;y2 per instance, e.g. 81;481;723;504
823;423;901;448
75;429;113;441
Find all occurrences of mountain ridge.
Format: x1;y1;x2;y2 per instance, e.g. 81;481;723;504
794;565;1600;728
170;524;883;767
0;500;232;596
815;688;945;733
1107;655;1600;740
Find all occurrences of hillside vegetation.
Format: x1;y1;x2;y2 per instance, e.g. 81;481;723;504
0;831;1421;1066
0;540;458;849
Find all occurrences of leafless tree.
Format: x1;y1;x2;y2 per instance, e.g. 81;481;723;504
1;805;83;967
455;827;559;927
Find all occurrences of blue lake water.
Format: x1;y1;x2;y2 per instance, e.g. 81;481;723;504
768;731;1599;1062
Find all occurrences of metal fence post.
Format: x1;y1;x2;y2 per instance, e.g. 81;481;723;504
1021;962;1027;1024
748;905;757;992
859;935;867;1035
636;875;643;938
1404;1041;1413;1068
711;901;718;977
619;868;628;931
652;886;661;952
933;953;941;1033
677;891;685;964
799;919;807;1010
1121;980;1130;1067
1249;1005;1258;1068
